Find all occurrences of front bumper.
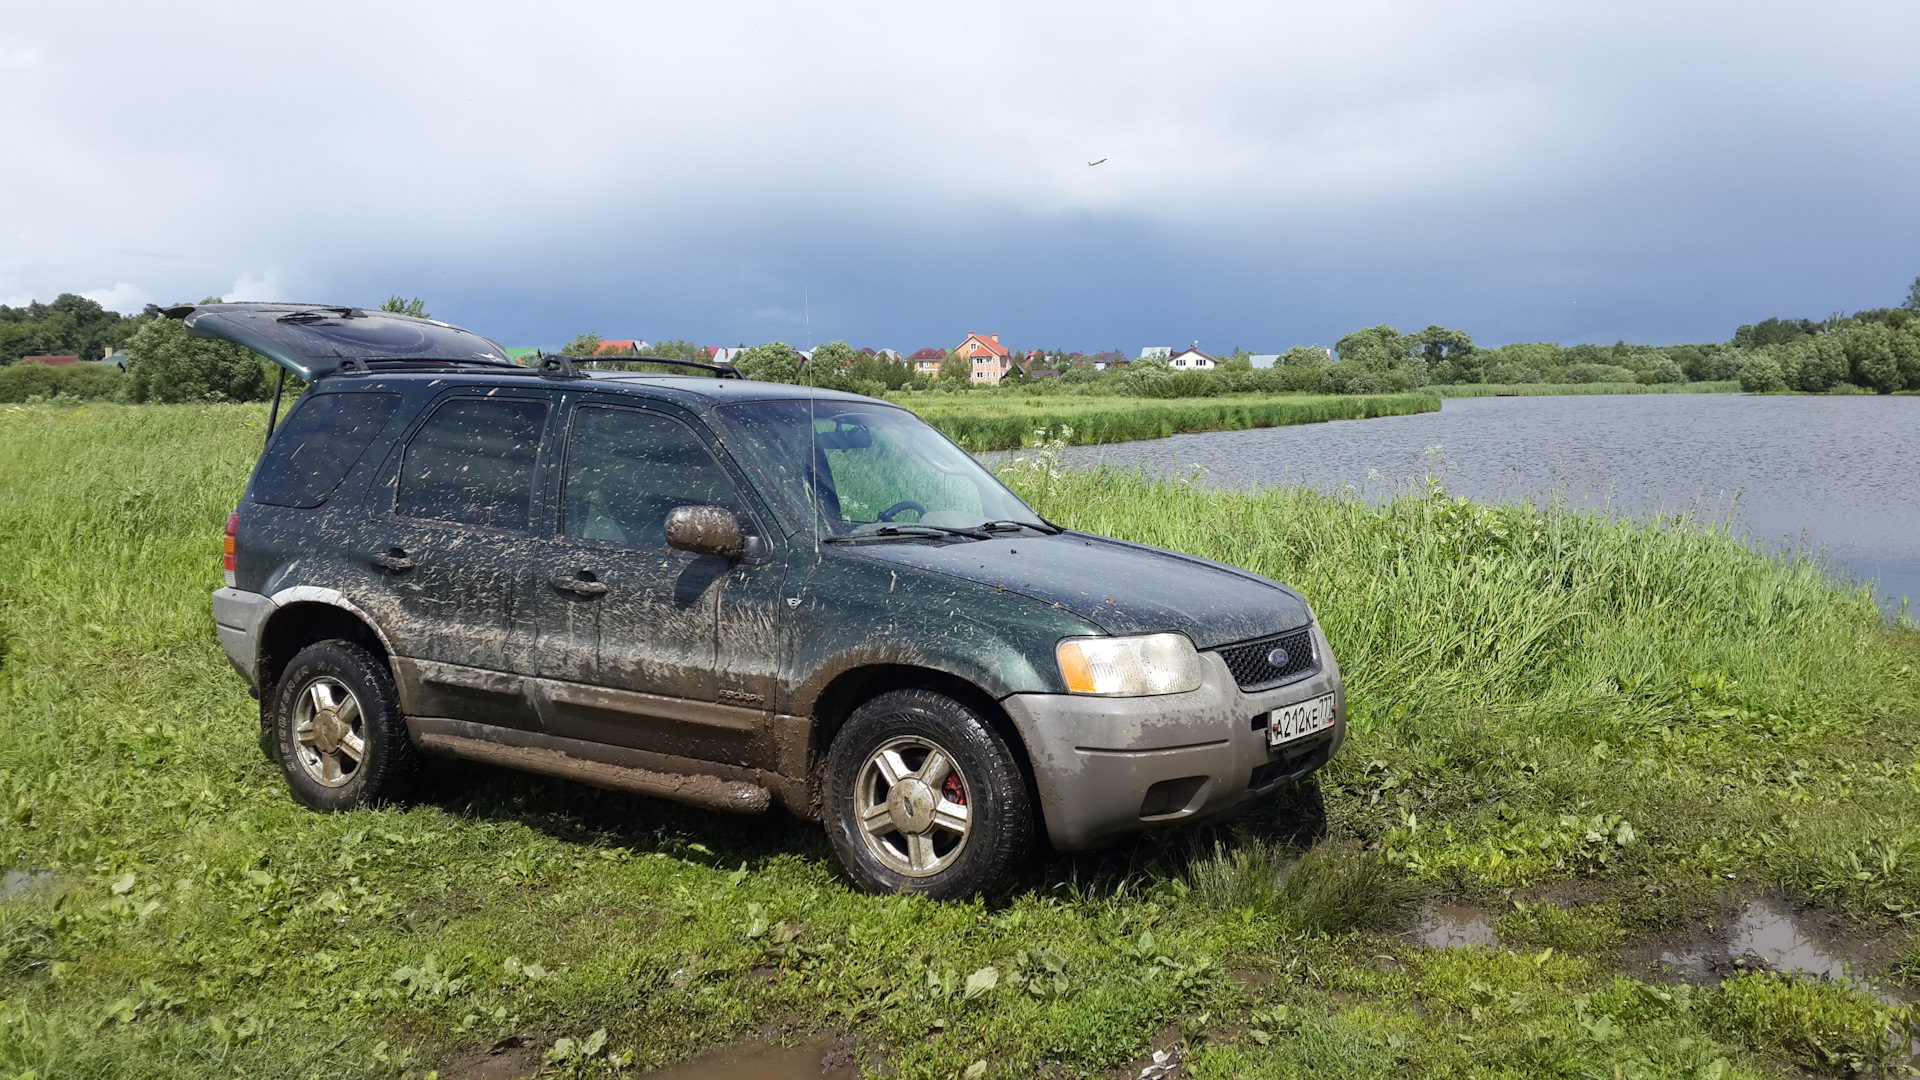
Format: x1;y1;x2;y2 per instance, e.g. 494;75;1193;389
1000;622;1345;851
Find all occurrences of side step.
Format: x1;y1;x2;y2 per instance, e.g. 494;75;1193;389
414;729;772;814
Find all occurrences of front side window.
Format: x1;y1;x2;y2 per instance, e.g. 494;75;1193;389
562;405;746;547
396;397;549;532
711;399;1043;537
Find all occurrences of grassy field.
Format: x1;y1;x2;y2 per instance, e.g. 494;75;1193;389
3;403;1919;1079
1435;382;1742;397
892;393;1440;450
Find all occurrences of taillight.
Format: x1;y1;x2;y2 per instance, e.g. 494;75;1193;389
223;511;239;588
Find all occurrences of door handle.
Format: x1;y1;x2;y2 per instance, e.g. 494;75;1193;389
370;549;415;572
550;573;609;597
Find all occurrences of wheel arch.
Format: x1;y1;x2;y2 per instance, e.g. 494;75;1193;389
257;596;393;705
806;664;1041;818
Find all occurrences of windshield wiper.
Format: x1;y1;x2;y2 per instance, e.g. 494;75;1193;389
823;523;992;543
979;519;1063;535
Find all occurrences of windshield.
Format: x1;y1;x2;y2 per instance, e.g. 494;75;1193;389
711;399;1045;539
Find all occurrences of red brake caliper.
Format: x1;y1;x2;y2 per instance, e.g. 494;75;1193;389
942;773;966;805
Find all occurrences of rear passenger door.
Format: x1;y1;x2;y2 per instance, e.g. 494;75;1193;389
361;391;556;731
525;400;773;766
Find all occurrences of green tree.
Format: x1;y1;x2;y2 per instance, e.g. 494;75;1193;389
938;349;970;385
848;351;914;390
1333;325;1426;389
1737;353;1786;393
1218;349;1254;373
1904;275;1920;313
734;342;803;384
379;295;430;319
123;318;274;403
809;341;862;370
1276;345;1330;393
560;333;604;357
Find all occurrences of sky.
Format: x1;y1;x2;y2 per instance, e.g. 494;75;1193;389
4;1;1919;354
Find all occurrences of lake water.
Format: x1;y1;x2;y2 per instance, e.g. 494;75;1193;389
1004;394;1920;618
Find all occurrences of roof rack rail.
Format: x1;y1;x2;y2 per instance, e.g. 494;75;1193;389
576;355;742;379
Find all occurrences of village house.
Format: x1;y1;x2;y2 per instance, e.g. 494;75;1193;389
21;355;81;365
957;332;1012;384
593;339;643;356
1167;343;1215;370
906;347;945;375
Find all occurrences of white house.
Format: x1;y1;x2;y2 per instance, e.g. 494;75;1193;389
1167;344;1215;370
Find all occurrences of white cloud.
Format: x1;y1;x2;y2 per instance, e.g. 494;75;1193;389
225;271;283;303
79;282;150;314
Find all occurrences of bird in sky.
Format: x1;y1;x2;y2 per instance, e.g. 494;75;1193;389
1087;157;1107;166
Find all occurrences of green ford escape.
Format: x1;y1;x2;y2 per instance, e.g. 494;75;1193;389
196;303;1346;897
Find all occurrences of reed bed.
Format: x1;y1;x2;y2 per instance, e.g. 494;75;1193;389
1435;380;1741;397
896;392;1439;450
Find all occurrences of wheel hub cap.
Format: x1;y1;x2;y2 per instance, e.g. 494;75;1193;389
886;778;938;835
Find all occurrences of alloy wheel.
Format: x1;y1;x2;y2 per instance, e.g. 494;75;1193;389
854;735;972;877
291;675;365;788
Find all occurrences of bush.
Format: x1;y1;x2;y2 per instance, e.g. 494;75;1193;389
1737;354;1787;393
1136;370;1225;398
123;318;274;403
1634;357;1686;384
1562;363;1637;384
731;341;803;384
0;362;123;403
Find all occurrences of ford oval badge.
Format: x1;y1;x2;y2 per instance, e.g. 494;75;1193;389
1267;647;1290;668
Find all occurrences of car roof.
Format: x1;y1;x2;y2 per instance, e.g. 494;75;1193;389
321;367;885;411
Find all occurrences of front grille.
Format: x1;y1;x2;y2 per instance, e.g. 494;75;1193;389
1216;627;1318;692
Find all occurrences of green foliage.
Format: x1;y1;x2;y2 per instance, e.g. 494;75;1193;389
0;362;123;403
938;349;970;385
0;293;148;365
559;332;603;356
1186;842;1422;934
122;318;274;403
1496;903;1622;953
377;295;430;319
732;341;803;383
1332;326;1427;390
1705;972;1913;1074
1738;354;1787;393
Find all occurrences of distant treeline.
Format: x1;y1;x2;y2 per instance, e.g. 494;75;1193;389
6;281;1920;404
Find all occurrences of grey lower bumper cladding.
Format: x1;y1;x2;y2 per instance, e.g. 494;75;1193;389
212;587;275;688
1000;622;1345;851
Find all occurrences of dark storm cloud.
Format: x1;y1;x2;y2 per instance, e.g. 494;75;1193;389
3;1;1917;350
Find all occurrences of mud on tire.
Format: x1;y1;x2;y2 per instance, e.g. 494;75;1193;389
271;639;417;811
824;688;1032;899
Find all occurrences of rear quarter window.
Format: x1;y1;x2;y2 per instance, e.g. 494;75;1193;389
250;392;403;508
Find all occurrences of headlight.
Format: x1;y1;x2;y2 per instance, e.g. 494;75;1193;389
1056;633;1203;697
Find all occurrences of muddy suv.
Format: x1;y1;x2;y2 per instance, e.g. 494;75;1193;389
198;303;1345;897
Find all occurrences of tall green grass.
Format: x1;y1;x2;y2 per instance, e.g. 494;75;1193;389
0;403;1915;1078
1435;381;1741;397
896;392;1439;450
1005;460;1918;900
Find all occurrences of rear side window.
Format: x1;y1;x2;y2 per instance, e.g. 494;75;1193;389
250;392;402;508
397;397;549;532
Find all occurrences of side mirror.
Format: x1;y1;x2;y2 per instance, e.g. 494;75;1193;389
665;505;745;559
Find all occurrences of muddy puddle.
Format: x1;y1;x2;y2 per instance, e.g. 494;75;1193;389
1;870;61;901
1649;898;1906;1003
1415;904;1498;949
1416;895;1907;1004
645;1034;856;1080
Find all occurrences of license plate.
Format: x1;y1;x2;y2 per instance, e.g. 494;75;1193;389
1266;693;1335;747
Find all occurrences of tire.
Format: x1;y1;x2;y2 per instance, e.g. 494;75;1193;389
270;639;417;811
824;689;1033;899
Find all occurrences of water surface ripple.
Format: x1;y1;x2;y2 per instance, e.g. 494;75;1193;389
1006;395;1919;617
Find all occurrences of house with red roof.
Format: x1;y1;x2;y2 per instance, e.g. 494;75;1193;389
957;332;1012;384
593;339;642;356
906;347;946;375
22;355;81;365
